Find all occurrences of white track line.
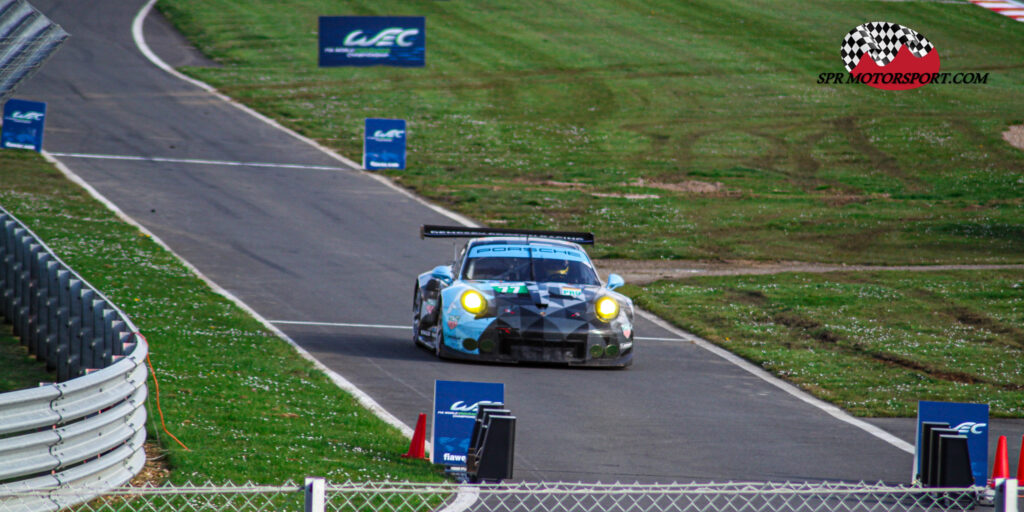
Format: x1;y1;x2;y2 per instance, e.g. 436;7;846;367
131;0;478;228
271;314;913;453
43;151;423;443
130;6;477;508
126;0;914;479
271;320;410;330
48;152;347;171
636;309;915;454
269;319;687;342
128;0;476;440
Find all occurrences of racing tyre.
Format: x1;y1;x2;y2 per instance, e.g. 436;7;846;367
434;300;446;359
412;285;422;347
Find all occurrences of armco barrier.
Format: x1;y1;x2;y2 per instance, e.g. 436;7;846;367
0;206;148;511
0;0;69;104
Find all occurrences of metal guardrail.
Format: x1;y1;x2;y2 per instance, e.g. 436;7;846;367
0;206;148;512
0;0;68;104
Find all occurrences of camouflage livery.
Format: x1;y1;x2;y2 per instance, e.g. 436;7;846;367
414;227;634;367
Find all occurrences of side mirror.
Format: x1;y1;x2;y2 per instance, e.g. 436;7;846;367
606;273;625;290
431;265;454;285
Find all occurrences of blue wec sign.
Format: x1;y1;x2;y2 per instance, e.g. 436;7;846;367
363;118;406;170
432;380;504;466
319;16;425;67
2;99;47;152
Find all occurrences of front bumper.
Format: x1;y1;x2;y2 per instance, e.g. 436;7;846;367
444;318;633;367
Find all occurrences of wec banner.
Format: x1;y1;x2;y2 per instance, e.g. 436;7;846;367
915;401;989;486
2;99;47;152
319;16;425;67
363;118;406;170
432;380;504;466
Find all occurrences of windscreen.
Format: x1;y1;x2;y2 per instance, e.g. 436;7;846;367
461;244;600;285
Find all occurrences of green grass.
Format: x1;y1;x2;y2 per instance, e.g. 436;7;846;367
621;269;1024;417
157;0;1024;263
145;0;1024;419
4;1;1022;490
0;150;443;484
0;323;57;393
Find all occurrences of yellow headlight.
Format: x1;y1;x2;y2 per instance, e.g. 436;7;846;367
595;296;619;321
461;289;486;315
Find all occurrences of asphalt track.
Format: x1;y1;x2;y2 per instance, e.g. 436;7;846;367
17;0;1013;484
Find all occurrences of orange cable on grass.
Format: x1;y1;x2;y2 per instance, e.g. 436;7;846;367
136;332;190;451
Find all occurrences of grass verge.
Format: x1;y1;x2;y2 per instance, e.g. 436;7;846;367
621;269;1024;417
157;0;1024;263
0;322;56;393
0;149;443;483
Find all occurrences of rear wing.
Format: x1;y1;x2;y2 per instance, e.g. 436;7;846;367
421;225;594;245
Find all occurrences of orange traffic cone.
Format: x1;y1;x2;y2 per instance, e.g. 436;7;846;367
402;413;429;460
1017;434;1024;482
990;435;1009;488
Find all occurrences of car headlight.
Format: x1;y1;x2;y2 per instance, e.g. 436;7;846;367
461;289;487;315
595;296;619;322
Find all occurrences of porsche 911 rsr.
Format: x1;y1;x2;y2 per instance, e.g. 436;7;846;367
413;225;634;367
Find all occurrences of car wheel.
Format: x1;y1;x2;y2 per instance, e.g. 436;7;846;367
435;300;445;359
412;285;422;346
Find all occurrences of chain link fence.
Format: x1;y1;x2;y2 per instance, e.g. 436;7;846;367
0;0;69;104
0;480;989;512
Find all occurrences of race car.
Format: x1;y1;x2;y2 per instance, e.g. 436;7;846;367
413;225;634;367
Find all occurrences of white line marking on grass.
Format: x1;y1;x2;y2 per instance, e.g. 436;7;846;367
48;152;348;172
636;308;915;454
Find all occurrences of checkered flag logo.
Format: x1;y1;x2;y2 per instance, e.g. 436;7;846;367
840;22;935;72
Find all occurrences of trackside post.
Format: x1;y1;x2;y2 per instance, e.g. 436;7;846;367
305;477;326;512
994;478;1018;512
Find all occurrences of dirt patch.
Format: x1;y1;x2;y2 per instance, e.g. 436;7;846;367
1003;125;1024;151
542;180;588;189
84;442;170;509
625;178;724;194
950;306;1024;349
728;289;768;306
512;178;725;197
131;441;172;486
592;192;661;199
822;193;891;207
